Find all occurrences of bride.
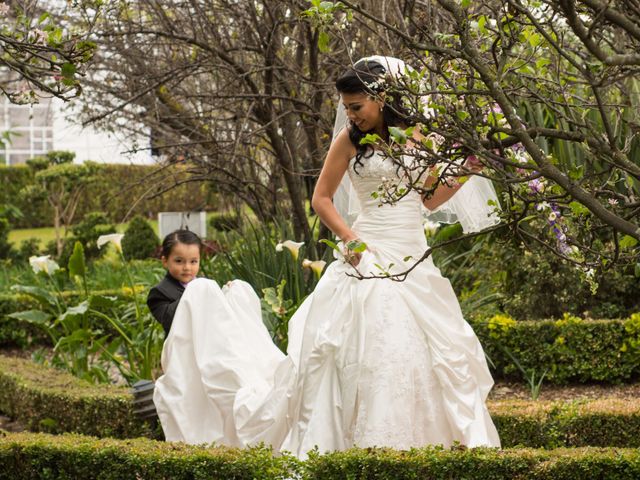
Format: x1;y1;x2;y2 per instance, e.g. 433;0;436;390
153;56;501;457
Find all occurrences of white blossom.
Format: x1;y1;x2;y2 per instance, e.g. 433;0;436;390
97;233;125;253
275;240;304;260
29;255;60;275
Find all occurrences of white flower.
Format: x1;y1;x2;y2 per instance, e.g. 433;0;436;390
275;240;304;260
423;219;440;237
97;233;125;253
0;3;9;16
31;28;48;45
608;198;619;206
536;201;550;211
302;258;326;278
548;212;557;222
29;255;60;275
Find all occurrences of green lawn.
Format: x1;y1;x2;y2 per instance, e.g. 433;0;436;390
8;221;159;247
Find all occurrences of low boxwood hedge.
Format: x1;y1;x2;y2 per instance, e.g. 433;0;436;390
2;432;640;479
469;315;640;384
0;355;155;439
2;355;640;450
491;398;640;448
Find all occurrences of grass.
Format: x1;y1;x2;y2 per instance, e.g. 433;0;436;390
8;221;159;247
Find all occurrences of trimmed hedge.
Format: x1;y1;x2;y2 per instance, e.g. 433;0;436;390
2;355;640;449
0;163;218;228
305;446;640;480
469;316;640;384
0;432;295;480
491;399;640;448
0;356;155;439
2;432;640;479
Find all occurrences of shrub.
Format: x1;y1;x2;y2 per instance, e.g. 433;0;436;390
0;216;12;259
0;432;296;480
2;433;640;480
122;216;159;260
470;316;640;384
491;398;640;448
52;212;117;266
0;355;156;438
14;237;41;262
209;211;241;232
0;164;218;228
438;233;640;320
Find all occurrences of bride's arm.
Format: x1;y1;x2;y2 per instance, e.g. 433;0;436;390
312;128;358;243
422;157;483;210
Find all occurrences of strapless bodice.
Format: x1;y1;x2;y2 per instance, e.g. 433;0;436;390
347;150;426;254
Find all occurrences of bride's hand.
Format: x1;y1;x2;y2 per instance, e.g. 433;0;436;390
342;238;366;266
462;155;483;174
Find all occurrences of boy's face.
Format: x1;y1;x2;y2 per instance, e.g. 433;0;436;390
162;243;201;284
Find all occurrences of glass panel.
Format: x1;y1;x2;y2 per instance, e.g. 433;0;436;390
9;153;30;165
8;107;30;127
31;105;53;127
10;131;30;149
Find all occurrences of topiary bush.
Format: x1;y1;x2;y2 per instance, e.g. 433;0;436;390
55;212;116;266
121;216;159;260
209;211;241;232
0;216;12;259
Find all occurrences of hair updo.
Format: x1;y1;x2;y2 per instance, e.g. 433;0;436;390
161;229;202;258
335;58;412;172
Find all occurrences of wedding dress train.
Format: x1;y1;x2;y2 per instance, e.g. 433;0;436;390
153;151;501;457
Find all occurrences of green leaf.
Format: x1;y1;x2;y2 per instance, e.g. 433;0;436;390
7;310;52;325
569;201;590;216
61;62;76;79
318;31;330;53
320;238;340;252
89;295;118;309
68;241;86;278
360;133;381;145
389;126;408;144
10;285;57;309
59;301;89;322
619;235;638;250
477;15;487;34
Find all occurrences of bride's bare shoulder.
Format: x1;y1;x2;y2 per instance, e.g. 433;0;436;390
329;127;357;160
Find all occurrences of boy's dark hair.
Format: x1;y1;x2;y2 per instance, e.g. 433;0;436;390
161;229;202;258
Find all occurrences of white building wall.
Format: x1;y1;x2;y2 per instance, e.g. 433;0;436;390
51;97;154;165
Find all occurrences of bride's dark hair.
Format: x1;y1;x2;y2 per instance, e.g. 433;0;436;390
335;58;413;172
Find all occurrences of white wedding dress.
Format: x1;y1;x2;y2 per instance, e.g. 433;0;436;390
154;151;501;457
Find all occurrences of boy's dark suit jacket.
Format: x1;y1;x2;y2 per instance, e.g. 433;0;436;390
147;273;185;336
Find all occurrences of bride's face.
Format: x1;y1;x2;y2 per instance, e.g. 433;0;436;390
341;92;384;134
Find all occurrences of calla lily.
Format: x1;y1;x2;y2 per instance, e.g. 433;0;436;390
29;255;60;275
309;260;326;278
97;233;125;253
302;258;326;278
275;240;304;260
